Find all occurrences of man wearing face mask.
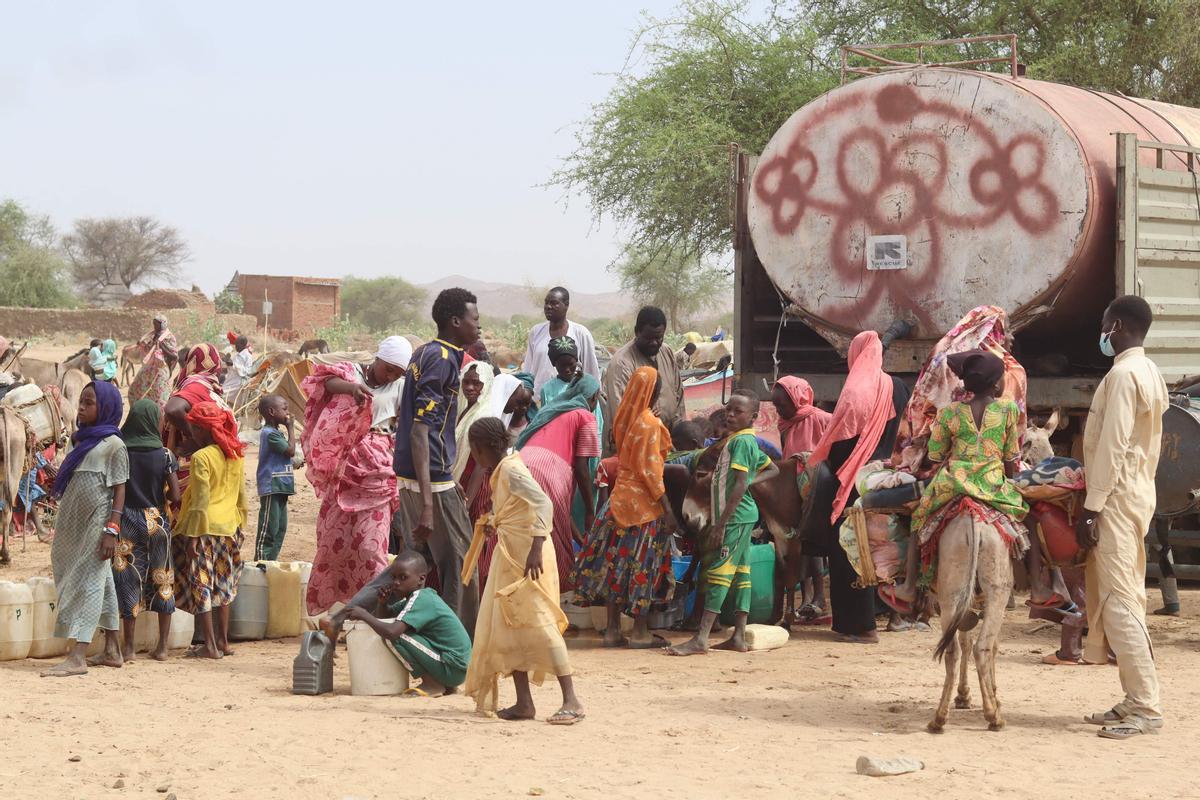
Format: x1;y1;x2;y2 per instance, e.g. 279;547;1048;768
601;306;684;455
1076;295;1168;740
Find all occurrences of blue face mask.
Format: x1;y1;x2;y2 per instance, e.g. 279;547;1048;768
1099;329;1117;358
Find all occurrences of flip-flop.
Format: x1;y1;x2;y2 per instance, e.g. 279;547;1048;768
801;612;832;627
402;687;431;699
1025;594;1077;612
547;709;586;726
627;634;669;650
1152;606;1181;617
878;585;914;615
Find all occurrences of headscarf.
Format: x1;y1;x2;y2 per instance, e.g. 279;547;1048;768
947;349;1005;395
153;314;168;327
490;374;524;429
376;335;414;370
609;366;671;527
175;342;223;392
514;371;536;395
514;373;600;450
776;376;832;457
547;335;578;363
226;331;239;347
121;399;164;449
808;331;896;522
186;400;244;459
453;361;497;480
892;305;1026;472
52;381;123;498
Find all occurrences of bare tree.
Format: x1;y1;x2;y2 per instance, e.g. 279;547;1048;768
62;216;190;293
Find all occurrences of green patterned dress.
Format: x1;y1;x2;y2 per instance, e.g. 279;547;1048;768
910;399;1028;536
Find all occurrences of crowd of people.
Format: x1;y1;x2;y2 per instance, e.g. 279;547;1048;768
19;283;1170;739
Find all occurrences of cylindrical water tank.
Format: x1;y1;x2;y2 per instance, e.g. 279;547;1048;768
747;67;1200;343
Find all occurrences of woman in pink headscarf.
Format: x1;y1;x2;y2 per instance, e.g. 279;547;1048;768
802;331;909;643
772;376;832;457
772;376;833;623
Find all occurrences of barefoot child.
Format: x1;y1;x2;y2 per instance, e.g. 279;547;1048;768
343;551;472;697
41;381;128;677
114;400;181;662
173;401;247;659
668;390;778;656
255;394;295;561
461;417;585;724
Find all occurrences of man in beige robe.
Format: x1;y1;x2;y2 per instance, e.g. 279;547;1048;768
1076;295;1168;739
601;306;684;454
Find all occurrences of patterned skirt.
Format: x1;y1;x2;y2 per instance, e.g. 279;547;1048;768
572;504;674;618
172;531;244;614
113;507;176;618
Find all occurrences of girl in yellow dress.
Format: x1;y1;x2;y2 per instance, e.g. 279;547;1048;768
460;417;585;725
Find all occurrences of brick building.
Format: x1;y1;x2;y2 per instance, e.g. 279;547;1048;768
237;274;341;334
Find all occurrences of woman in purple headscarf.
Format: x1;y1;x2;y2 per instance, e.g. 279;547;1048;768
40;381;129;678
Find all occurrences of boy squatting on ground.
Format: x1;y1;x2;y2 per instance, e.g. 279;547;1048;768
341;550;472;697
256;394;295;561
669;390;778;656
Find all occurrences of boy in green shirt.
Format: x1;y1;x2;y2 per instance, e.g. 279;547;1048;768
344;551;472;696
668;390;778;656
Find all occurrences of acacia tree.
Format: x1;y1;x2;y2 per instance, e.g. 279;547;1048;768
341;275;427;332
802;0;1200;105
614;246;729;332
551;1;835;263
0;199;77;308
62;216;189;294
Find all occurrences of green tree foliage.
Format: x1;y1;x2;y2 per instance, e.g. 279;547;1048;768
214;289;244;314
341;275;427;333
551;1;835;262
0;199;78;308
556;0;1200;265
615;246;730;332
804;0;1200;105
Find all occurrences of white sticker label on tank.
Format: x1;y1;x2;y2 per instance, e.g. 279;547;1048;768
866;235;907;271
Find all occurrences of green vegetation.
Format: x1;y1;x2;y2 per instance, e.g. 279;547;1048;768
214;289;244;314
0;199;78;308
341;275;427;333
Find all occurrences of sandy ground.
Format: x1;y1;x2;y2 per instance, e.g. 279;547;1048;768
3;342;1200;799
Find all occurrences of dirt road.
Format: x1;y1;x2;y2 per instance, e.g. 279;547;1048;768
2;341;1197;799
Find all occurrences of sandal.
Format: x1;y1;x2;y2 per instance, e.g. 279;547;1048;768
878;585;914;615
547;709;586;726
402;687;431;699
1098;721;1157;740
1084;708;1123;725
1025;593;1076;612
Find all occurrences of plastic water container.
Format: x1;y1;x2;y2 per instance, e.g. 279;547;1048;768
25;577;68;658
745;623;790;651
0;580;34;660
345;620;409;696
720;542;776;626
560;600;593;630
132;610;195;652
2;384;60;448
266;561;304;639
229;563;269;640
297;562;320;631
588;606;634;634
292;631;334;695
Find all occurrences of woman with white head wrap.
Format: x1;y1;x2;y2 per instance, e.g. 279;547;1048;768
300;334;412;615
128;314;179;410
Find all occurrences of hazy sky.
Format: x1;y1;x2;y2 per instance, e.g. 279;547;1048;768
1;1;686;296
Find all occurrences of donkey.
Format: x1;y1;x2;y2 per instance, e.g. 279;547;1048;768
0;405;29;565
1021;410;1061;466
928;512;1015;733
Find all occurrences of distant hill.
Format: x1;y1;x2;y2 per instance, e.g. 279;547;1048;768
419;275;637;321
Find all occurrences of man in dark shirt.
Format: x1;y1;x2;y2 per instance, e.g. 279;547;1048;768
393;287;482;634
